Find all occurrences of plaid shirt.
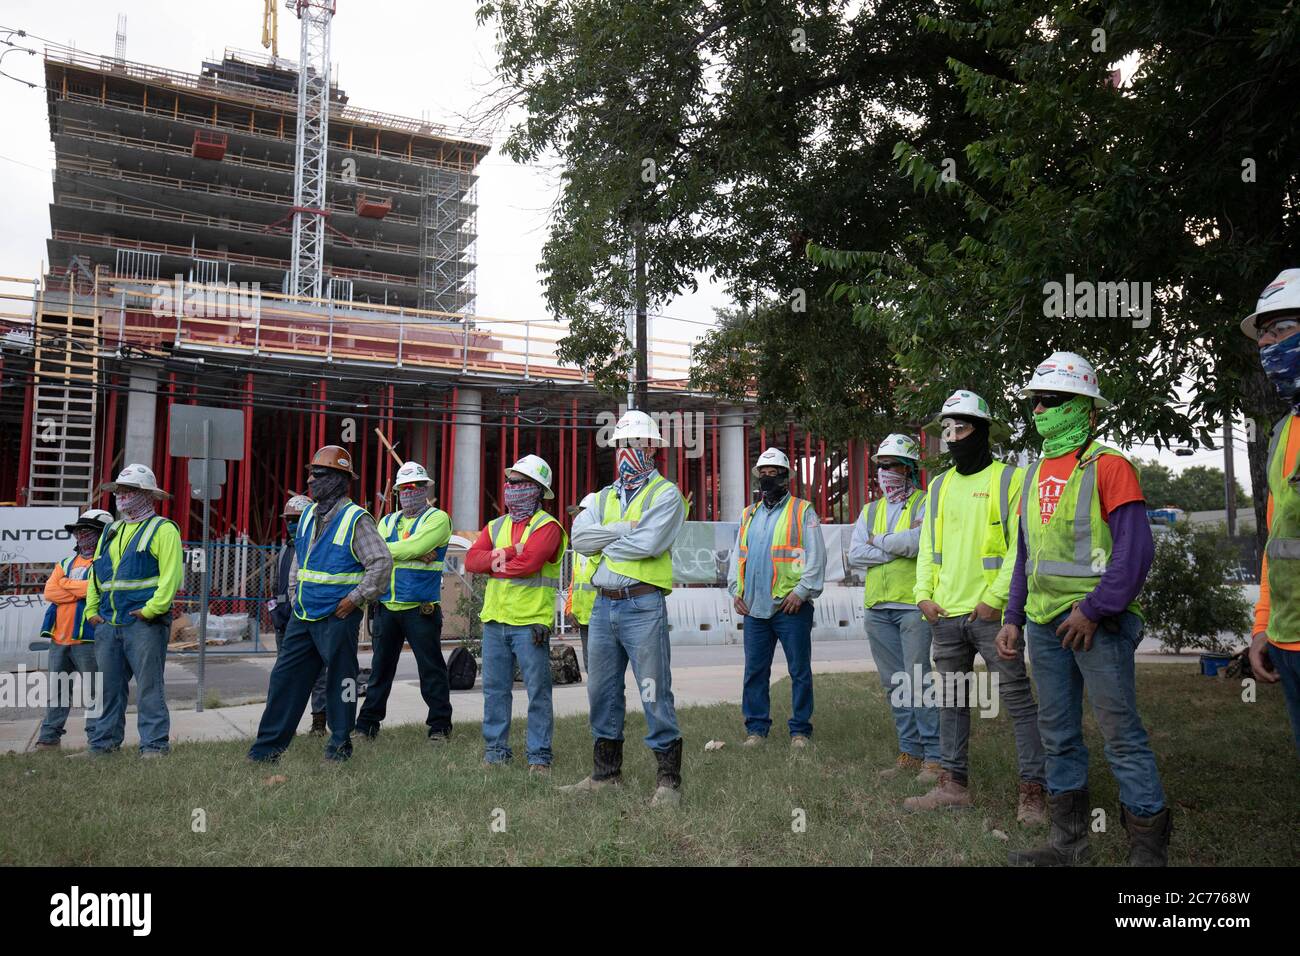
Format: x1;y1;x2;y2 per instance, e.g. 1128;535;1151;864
287;498;393;608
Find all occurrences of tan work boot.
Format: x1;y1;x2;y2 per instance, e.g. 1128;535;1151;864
917;761;942;786
33;740;60;752
742;734;766;748
903;771;973;812
878;753;924;780
528;763;551;777
790;735;810;750
1017;781;1048;827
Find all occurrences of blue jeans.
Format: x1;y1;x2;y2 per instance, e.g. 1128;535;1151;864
276;626;327;715
587;591;680;751
249;610;361;762
37;641;100;744
1027;610;1165;816
741;601;814;737
1266;643;1300;759
481;621;553;765
90;617;171;754
866;606;940;761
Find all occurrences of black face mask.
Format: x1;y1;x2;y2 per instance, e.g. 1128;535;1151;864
285;520;299;537
307;468;349;512
758;474;789;505
946;419;993;475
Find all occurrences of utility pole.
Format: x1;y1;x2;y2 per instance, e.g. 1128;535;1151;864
1224;415;1237;537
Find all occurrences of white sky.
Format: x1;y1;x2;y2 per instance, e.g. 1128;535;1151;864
0;0;1253;494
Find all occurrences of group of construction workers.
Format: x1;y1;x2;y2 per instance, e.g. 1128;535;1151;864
30;266;1300;865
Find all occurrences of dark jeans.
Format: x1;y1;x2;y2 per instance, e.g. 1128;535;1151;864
357;604;452;737
276;626;327;715
579;623;589;672
1268;642;1300;759
249;610;361;762
741;601;814;738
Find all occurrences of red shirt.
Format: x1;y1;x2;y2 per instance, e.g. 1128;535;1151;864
464;515;564;578
1035;450;1144;524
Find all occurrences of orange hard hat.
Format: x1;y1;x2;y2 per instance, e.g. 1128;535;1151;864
306;445;357;478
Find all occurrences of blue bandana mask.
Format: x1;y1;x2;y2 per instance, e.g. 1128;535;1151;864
1261;334;1300;413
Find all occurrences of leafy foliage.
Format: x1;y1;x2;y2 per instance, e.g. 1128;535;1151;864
1143;524;1252;654
1135;460;1248;514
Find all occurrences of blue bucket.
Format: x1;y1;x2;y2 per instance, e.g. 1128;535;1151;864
1199;654;1232;677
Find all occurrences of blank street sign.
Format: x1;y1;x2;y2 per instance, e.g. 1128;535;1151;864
168;404;245;461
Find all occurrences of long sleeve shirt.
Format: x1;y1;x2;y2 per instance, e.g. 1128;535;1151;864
287;499;393;608
84;517;183;624
1003;500;1153;627
1253;413;1300;650
382;508;453;611
44;554;92;644
464;514;565;577
570;472;687;590
847;495;926;610
725;494;826;618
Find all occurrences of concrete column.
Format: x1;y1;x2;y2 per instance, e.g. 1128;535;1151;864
451;388;482;531
123;364;158;470
719;405;746;521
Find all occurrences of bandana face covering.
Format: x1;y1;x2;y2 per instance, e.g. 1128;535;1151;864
876;468;913;504
1261;333;1300;414
615;446;657;496
306;468;349;514
504;481;543;523
74;528;100;557
398;486;427;517
285;519;299;538
945;418;993;475
1034;394;1093;458
115;489;155;522
757;473;789;506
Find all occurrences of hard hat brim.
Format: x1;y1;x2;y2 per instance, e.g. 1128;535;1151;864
870;450;920;463
1239;305;1300;341
1017;384;1113;409
923;416;1012;444
64;520;106;533
750;463;792;478
305;462;358;479
504;468;555;499
99;480;172;500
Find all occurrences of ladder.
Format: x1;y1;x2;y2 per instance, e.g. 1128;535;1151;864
28;277;99;507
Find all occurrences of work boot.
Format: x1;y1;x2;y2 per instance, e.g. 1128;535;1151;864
1007;789;1092;866
1017;781;1048;827
917;761;942;786
878;753;924;780
790;735;810;750
650;738;683;808
428;729;451;746
310;712;328;737
33;740;60;752
528;764;551;777
742;734;766;748
1121;806;1173;867
903;771;973;812
558;738;624;793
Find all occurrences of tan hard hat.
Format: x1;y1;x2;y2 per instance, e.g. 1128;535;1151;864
306;445;357;478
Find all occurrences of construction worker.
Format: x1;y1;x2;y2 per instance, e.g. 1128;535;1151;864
248;445;392;763
848;434;940;782
904;390;1048;824
33;509;112;750
1243;270;1300;759
464;454;567;772
74;464;182;759
997;351;1167;866
560;410;688;807
270;494;328;736
355;461;454;744
727;447;825;748
565;493;599;671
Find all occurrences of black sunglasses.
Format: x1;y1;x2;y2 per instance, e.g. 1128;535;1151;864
1031;392;1075;409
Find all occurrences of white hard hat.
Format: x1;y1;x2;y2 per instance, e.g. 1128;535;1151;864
66;508;113;533
1019;351;1112;408
751;446;792;477
282;494;312;517
611;409;664;446
101;462;171;499
506;454;555;499
1241;268;1300;340
394;460;433;488
924;390;1010;442
872;433;921;463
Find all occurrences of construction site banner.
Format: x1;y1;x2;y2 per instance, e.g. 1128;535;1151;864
669;522;862;587
0;507;79;565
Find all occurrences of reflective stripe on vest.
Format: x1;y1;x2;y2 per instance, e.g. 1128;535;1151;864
480;509;567;626
596;474;681;590
293;502;368;621
736;495;810;601
91;515;171;623
862;489;924;607
929;463;1015;570
569;551;598;624
378;507;448;604
1264;415;1300;642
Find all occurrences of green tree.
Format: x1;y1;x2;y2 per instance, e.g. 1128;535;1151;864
1143;524;1252;654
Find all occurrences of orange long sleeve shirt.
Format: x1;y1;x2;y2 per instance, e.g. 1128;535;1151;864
1254;414;1300;650
43;554;93;645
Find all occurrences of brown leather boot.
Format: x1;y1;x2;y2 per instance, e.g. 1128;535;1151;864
1008;789;1092;866
1017;781;1048;826
309;711;327;737
879;753;924;779
903;771;973;812
1122;806;1172;866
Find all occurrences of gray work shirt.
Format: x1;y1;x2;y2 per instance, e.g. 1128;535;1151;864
725;493;826;619
570;471;686;591
287;497;393;608
847;494;926;611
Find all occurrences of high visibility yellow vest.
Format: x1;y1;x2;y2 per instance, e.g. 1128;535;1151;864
1021;441;1143;625
1264;416;1300;644
736;495;811;601
569;552;598;625
597;474;683;590
862;490;925;607
479;510;568;627
923;461;1018;593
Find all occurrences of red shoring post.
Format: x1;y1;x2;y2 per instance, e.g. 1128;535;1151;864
818;438;827;517
240;373;253;536
98;378;118;510
570;397;578;505
513;396;520;463
498;413;506;514
445;386;457;521
711;413;719;520
558;405;566;525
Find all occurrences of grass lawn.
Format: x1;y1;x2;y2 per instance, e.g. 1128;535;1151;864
2;666;1296;866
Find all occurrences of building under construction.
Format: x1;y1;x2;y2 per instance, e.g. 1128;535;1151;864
0;42;893;628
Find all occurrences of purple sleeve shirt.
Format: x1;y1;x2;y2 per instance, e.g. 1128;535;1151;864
1004;500;1154;627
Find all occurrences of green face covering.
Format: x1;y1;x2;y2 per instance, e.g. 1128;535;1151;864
1034;394;1093;457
